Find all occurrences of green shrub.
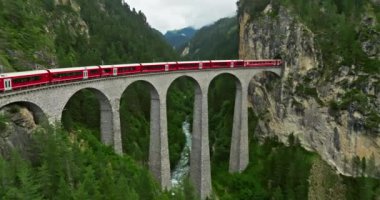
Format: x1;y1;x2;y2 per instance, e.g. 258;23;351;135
9;105;20;114
0;114;8;131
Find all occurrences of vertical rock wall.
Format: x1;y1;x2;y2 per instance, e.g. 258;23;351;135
240;4;380;177
0;106;40;161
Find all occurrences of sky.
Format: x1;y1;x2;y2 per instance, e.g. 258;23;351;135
124;0;238;33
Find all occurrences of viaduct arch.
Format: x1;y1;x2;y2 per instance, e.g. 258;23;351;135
0;101;48;125
62;88;114;146
0;67;282;199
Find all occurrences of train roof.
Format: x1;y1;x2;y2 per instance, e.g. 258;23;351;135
48;66;99;73
140;62;176;66
176;61;202;64
0;70;48;78
210;60;233;62
101;63;141;68
245;59;281;61
177;60;244;64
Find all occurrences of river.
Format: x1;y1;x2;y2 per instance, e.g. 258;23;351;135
170;120;192;187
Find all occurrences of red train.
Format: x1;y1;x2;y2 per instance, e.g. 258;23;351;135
0;60;282;92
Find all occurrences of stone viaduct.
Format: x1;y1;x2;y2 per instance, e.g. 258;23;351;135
0;67;282;199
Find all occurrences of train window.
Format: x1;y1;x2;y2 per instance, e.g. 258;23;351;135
90;70;99;74
146;65;163;69
104;69;111;73
13;76;41;84
181;63;194;67
53;71;82;78
119;67;135;72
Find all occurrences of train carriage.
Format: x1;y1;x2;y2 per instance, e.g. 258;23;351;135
87;66;102;79
100;65;118;77
165;62;178;71
48;66;101;83
210;60;234;69
231;60;245;68
176;61;200;70
141;62;166;73
0;60;283;92
111;63;141;76
0;70;50;92
244;59;282;67
200;60;212;69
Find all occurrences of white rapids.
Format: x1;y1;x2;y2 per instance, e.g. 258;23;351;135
170;120;192;187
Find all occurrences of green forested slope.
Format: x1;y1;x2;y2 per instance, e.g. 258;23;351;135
0;0;55;71
62;0;177;66
0;129;162;199
179;17;239;60
0;0;177;72
0;125;189;199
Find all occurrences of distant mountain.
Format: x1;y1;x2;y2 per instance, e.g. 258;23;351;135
179;17;238;60
164;27;197;50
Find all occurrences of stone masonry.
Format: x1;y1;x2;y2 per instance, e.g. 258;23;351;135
0;67;282;199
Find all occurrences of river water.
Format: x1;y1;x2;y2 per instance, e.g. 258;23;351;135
170;120;192;187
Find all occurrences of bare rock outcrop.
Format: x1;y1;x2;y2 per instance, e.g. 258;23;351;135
0;106;40;160
240;3;380;177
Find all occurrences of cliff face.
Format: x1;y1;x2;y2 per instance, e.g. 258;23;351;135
0;106;41;161
240;3;380;177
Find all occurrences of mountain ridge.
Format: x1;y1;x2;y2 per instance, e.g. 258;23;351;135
164;27;197;50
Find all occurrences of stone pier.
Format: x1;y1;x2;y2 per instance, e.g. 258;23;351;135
190;84;212;200
149;88;171;189
229;80;249;172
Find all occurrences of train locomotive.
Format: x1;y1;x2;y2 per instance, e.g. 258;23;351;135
0;59;282;92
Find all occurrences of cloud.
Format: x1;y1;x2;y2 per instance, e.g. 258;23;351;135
124;0;237;33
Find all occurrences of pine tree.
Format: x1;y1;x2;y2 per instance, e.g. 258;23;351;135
352;156;361;176
366;154;376;176
4;155;43;200
273;187;284;200
36;162;53;197
361;157;367;177
358;178;374;200
56;176;72;200
81;166;102;200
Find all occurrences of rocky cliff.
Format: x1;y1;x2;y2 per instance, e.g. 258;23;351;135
0;106;42;161
240;2;380;177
